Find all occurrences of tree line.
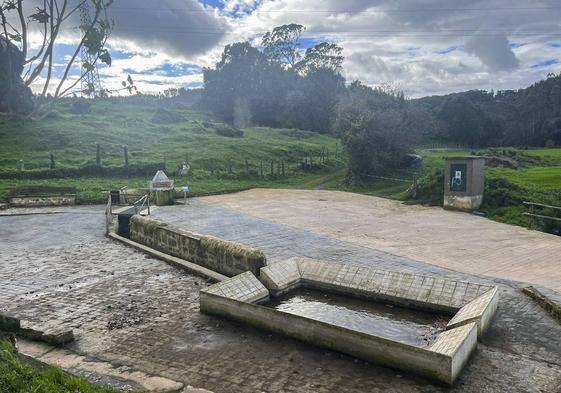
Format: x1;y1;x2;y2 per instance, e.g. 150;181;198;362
201;23;561;182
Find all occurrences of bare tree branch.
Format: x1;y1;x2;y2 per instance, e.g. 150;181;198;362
16;0;25;58
54;2;104;98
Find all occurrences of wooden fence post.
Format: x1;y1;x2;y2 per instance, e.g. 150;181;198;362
96;143;101;166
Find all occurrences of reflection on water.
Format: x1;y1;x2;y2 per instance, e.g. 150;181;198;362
266;288;447;347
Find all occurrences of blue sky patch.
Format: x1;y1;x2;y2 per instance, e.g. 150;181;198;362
530;59;559;68
548;43;561;48
436;46;457;55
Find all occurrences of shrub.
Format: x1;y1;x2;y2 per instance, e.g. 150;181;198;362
70;98;91;114
409;169;444;206
214;123;244;138
150;108;184;124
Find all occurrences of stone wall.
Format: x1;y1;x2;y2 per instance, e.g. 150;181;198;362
130;215;266;277
10;196;76;207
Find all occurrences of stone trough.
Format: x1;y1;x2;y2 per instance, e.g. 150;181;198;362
200;257;499;386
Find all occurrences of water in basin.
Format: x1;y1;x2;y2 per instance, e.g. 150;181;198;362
266;288;447;346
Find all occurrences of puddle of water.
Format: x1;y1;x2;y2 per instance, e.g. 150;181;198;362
266;288;447;347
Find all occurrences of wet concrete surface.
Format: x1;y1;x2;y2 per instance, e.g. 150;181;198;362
0;203;560;392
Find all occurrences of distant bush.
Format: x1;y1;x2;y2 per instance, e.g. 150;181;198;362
279;129;315;139
151;108;184;124
408;169;444;206
44;110;62;119
483;178;525;207
0;162;165;180
214;123;244;138
70;98;91;114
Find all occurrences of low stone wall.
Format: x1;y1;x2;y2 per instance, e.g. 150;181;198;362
130;215;266;277
10;195;76;207
261;257;495;314
522;285;561;324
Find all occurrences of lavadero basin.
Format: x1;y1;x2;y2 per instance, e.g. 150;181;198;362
200;257;499;386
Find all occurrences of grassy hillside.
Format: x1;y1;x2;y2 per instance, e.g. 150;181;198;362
0;100;344;202
1;100;560;233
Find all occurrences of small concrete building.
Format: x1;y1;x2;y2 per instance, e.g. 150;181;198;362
443;156;485;211
149;170;175;206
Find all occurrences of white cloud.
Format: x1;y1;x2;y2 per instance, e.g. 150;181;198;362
12;0;561;96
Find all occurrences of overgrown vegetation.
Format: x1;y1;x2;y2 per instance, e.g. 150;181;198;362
0;340;114;393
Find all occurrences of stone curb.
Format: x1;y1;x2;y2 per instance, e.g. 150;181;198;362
1;314;74;345
16;338;186;393
521;284;561;324
108;232;228;282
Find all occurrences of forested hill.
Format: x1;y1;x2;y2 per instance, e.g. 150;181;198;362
412;74;561;148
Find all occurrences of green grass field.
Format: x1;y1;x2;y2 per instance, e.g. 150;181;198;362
1;101;560;232
0;100;344;202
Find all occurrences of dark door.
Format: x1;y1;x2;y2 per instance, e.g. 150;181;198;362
449;163;467;192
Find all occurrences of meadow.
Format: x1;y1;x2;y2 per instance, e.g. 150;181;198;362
1;100;560;232
0;100;344;202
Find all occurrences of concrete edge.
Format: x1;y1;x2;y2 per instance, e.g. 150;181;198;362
199;290;460;386
522;284;561;324
202;270;482;386
428;323;478;385
261;257;493;314
446;287;499;337
1;314;74;346
16;338;186;393
200;271;269;303
107;232;227;282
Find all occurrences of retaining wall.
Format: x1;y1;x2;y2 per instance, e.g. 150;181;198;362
10;196;76;207
130;215;266;277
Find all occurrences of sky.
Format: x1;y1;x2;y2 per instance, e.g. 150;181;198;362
15;0;561;97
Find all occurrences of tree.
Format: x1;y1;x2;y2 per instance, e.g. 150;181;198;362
202;42;269;123
202;24;346;133
0;36;33;114
262;23;305;68
336;83;428;184
295;42;344;75
0;0;113;102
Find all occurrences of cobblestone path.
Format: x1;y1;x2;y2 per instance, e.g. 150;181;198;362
0;202;559;392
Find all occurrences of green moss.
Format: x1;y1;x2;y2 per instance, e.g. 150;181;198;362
201;237;265;262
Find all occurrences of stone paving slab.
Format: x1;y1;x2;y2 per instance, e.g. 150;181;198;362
201;271;268;303
1;204;561;392
197;189;561;292
262;257;496;314
447;287;499;336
